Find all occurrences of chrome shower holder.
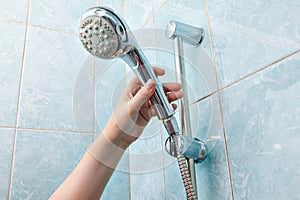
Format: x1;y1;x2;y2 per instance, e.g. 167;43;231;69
164;20;207;163
164;20;208;199
165;135;207;163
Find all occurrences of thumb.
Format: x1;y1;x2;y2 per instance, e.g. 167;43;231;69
130;79;156;111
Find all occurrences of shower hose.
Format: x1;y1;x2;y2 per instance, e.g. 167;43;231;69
174;136;198;200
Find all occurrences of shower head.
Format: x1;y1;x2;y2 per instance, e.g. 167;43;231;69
79;6;180;136
79;7;135;59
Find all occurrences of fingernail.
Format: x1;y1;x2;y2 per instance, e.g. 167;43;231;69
146;79;155;91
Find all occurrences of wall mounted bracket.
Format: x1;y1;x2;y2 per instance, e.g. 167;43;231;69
165;20;207;198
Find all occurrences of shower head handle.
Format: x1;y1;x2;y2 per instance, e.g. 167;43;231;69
79;7;180;136
122;47;174;115
122;47;180;136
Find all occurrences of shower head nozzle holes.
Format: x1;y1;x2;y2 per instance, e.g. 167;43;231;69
79;16;120;59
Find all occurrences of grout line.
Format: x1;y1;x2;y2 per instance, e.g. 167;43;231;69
7;0;32;199
16;127;94;134
29;23;77;36
161;131;167;200
190;90;218;105
203;0;235;199
127;149;132;200
122;2;132;200
152;2;167;198
0;125;95;135
220;49;300;91
190;49;300;105
141;0;169;28
0;125;15;129
94;0;98;134
93;58;97;134
0;18;77;36
2;48;296;145
0;18;24;24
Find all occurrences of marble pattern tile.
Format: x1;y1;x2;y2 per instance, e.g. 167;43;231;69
221;53;300;199
0;0;28;22
125;0;153;30
206;0;300;87
100;170;130;200
163;151;186;200
129;118;165;199
18;26;94;132
3;1;299;199
97;0;124;15
100;151;130;200
163;93;231;199
0;128;14;199
10;129;93;199
195;136;232;200
0;21;25;127
94;58;127;133
29;0;96;33
130;170;165;200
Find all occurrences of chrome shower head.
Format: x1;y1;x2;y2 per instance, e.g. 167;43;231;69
79;6;180;137
79;7;134;59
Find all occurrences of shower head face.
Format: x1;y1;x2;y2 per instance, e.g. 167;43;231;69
79;7;128;59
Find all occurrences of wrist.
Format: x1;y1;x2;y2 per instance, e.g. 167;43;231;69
102;117;132;149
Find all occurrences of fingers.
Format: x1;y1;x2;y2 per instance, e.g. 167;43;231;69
166;90;184;102
148;103;178;118
172;104;177;110
163;82;181;92
153;67;165;76
127;67;165;92
128;79;182;97
128;80;156;115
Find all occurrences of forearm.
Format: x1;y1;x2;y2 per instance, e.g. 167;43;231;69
50;118;129;200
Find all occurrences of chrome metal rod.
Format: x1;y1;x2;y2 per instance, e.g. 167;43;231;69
121;47;180;136
173;36;197;196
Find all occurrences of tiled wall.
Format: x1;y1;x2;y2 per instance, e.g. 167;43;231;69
0;0;299;200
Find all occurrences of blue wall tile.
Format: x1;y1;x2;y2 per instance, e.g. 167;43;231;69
0;0;28;22
73;56;95;133
129;118;165;199
97;1;124;15
207;0;300;87
100;150;130;200
0;128;14;199
163;93;231;200
10;129;93;199
3;0;299;199
29;0;96;33
0;21;25;127
195;137;232;200
125;0;153;30
95;59;127;133
18;26;94;132
163;152;186;200
100;170;130;200
221;53;300;199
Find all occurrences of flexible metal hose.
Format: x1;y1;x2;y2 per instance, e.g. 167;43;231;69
174;137;198;200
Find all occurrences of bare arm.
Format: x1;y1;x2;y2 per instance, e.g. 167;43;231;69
50;67;183;200
50;118;130;200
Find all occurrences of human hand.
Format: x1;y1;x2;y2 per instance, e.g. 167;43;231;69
103;67;183;148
